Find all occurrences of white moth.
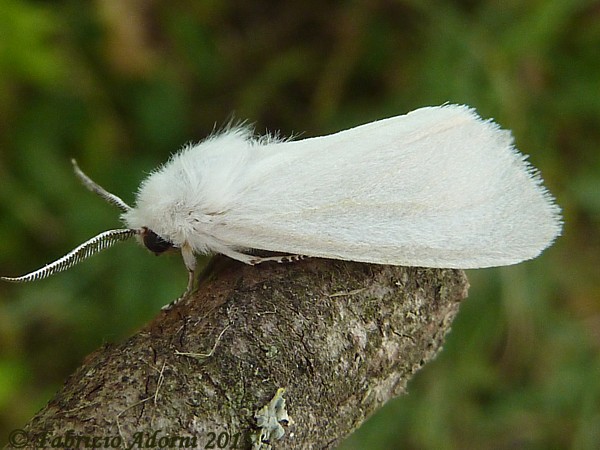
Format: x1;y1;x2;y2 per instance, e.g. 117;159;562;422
1;105;562;306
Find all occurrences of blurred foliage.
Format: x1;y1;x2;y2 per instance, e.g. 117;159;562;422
0;0;598;448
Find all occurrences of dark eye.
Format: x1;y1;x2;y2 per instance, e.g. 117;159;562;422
142;229;174;255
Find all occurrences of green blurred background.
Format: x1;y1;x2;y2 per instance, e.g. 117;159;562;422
0;1;598;448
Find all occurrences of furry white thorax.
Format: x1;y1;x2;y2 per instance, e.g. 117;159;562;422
122;127;270;255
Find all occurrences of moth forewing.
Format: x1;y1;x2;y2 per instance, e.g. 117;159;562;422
199;105;561;268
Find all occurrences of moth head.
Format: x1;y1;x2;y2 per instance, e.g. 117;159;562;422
140;227;176;255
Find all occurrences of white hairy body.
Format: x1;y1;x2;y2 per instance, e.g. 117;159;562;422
123;104;561;269
1;104;562;307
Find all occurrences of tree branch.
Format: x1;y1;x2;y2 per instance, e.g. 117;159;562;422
15;258;468;449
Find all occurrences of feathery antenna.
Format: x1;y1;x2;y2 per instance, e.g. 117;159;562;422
2;161;141;284
1;229;140;283
71;159;132;212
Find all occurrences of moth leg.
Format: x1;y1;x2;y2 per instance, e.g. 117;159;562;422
215;246;307;265
162;244;196;311
216;247;262;265
249;254;307;264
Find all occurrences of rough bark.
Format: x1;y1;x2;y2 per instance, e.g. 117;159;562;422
12;257;468;450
